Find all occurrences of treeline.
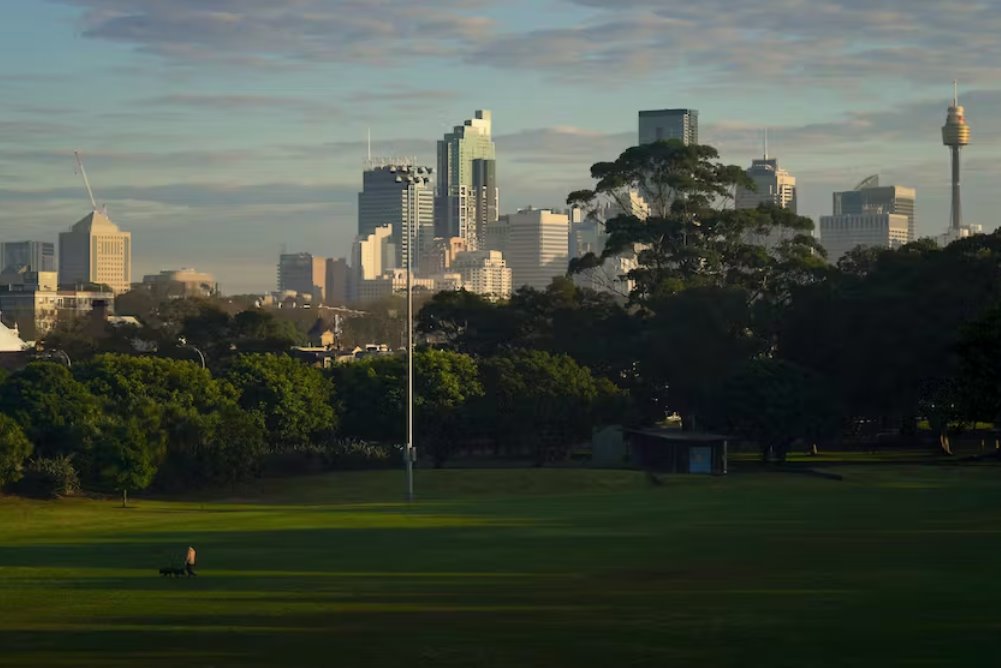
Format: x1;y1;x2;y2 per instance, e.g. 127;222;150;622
419;141;1001;460
0;348;619;500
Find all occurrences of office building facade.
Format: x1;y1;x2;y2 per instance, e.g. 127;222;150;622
506;208;570;291
58;211;132;294
436;110;498;249
819;213;910;263
1;241;56;273
358;163;435;272
278;253;327;304
638;108;699;146
833;177;916;243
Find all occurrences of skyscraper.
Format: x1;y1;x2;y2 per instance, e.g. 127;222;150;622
278;252;326;303
736;152;800;250
1;241;56;273
638;109;699;145
436;110;498;248
833;176;916;242
942;82;971;233
736;159;798;212
58;210;132;294
506;208;569;291
358;162;435;272
451;250;512;300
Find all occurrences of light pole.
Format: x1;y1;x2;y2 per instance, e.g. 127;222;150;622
405;174;416;503
177;338;205;369
53;350;71;368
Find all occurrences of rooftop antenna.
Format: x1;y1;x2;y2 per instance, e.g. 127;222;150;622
367;128;372;162
763;129;768;160
73;150;99;212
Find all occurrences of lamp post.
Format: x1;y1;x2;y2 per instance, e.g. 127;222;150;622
177;338;205;369
405;173;416;503
53;350;71;368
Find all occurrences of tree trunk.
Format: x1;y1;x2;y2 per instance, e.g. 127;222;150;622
121;489;128;508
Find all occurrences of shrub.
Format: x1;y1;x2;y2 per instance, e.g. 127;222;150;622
260;440;396;476
0;414;33;490
15;455;81;498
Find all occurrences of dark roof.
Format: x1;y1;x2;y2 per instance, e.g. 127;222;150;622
624;427;730;443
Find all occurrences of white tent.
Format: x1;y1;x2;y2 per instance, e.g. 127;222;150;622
0;315;27;352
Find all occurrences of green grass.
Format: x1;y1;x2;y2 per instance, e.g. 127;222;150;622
2;467;1001;667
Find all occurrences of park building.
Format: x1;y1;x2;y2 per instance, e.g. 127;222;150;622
451;250;512;300
59;210;132;295
505;208;570;291
819;213;910;263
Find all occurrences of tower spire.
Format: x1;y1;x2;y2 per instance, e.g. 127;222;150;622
763;128;768;160
953;80;958;106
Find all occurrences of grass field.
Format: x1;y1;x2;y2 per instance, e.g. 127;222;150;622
1;466;1000;667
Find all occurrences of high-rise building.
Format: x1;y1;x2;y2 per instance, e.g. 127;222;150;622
436;110;498;248
278;253;326;303
833;176;916;242
506;208;570;291
350;225;396;302
736;154;799;249
451;250;512;300
358;162;435;272
59;210;132;294
736;158;798;213
1;241;56;273
325;258;349;306
819;213;910;263
638;108;699;145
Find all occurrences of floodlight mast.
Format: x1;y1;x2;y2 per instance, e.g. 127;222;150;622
73;150;99;212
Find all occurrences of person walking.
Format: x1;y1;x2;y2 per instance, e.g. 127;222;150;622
185;546;197;576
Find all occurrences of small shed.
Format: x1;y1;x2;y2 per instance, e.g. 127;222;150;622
624;428;729;475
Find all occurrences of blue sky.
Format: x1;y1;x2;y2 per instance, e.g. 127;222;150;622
1;0;999;293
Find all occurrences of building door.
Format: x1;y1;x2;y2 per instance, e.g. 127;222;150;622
689;446;712;474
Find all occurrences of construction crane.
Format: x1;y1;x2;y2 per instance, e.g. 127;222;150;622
73;150;99;212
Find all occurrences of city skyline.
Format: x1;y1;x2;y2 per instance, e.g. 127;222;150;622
1;1;999;292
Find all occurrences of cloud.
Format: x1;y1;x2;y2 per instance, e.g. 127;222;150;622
138;93;343;121
56;0;494;67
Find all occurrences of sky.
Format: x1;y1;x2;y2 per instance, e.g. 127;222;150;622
1;0;998;294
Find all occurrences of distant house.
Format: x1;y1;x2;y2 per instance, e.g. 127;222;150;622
592;425;729;474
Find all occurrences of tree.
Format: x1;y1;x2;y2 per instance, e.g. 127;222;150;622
231;310;302;352
334;350;483;467
567;140;824;307
0;413;33;489
94;415;159;507
719;359;834;462
955;304;1001;425
479;350;616;465
225;354;337;451
0;363;102;462
76;354;265;490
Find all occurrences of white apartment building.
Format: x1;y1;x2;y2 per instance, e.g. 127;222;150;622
451;250;512;300
819;213;910;263
59;210;132;294
506;208;570;291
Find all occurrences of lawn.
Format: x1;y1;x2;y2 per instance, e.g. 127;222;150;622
1;466;1000;667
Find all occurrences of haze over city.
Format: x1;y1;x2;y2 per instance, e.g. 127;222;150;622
2;0;999;292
